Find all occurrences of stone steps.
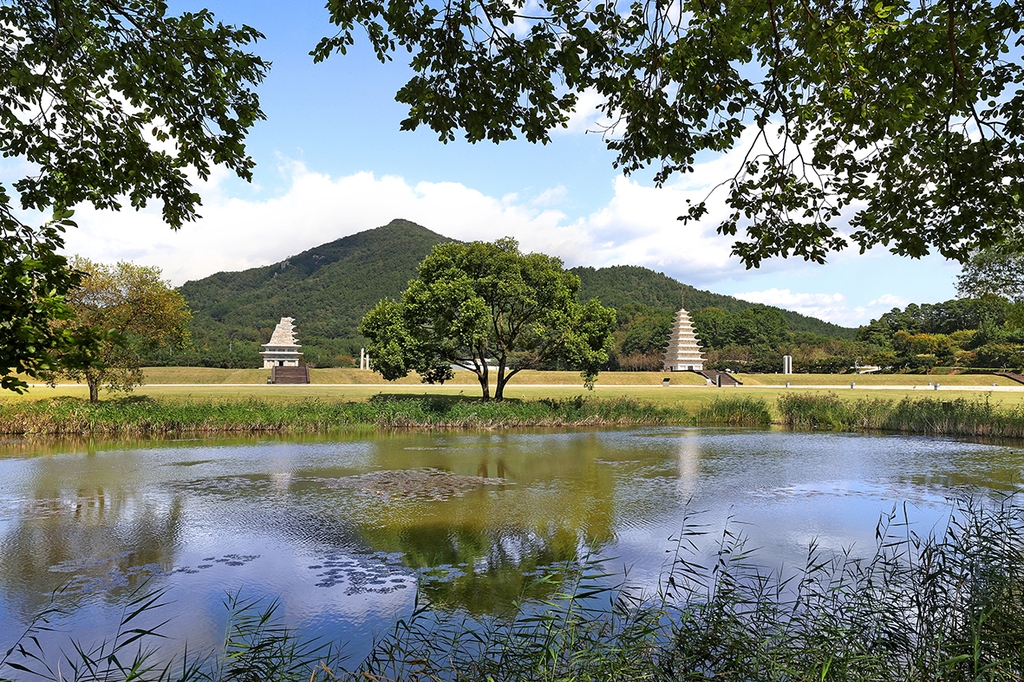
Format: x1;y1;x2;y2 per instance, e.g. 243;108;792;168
270;366;310;384
696;369;742;386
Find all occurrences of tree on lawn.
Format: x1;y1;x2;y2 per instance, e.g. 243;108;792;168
316;0;1024;265
957;242;1024;304
57;258;191;403
360;239;616;401
1;1;266;392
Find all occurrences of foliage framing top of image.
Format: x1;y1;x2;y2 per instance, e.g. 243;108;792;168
317;0;1024;265
0;0;267;392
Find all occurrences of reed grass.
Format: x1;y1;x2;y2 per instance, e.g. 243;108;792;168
778;393;1024;439
6;393;1024;438
5;495;1024;681
0;395;785;436
0;395;690;435
694;395;772;426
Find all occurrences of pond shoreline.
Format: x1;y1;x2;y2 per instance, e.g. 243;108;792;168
2;394;1024;440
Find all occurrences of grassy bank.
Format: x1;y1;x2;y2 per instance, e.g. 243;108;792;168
779;394;1024;439
0;395;700;435
5;392;1024;437
4;495;1024;681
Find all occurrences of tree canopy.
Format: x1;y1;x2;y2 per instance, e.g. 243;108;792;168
1;0;267;391
360;238;616;400
55;258;191;402
316;0;1024;265
957;242;1024;303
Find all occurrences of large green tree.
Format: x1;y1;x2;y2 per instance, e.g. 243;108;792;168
360;239;616;401
1;0;267;391
957;242;1024;303
316;0;1024;265
55;258;191;403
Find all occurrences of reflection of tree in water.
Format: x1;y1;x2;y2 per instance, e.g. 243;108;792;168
0;453;183;618
414;525;587;616
349;440;622;616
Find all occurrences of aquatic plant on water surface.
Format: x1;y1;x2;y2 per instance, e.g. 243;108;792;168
4;494;1024;681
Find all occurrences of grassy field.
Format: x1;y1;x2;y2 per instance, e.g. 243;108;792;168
735;372;1021;386
131;367;711;386
9;382;1024;413
17;366;1018;388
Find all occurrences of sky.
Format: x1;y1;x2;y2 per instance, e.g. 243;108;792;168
50;1;962;327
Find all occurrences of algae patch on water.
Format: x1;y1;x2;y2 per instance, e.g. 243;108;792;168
326;467;509;501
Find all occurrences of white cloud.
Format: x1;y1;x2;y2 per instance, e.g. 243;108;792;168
559;89;614;135
530;185;568;206
867;294;907;309
732;288;914;327
55;126;954;328
60;153;749;287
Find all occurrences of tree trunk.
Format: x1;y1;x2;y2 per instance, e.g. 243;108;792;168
476;354;490;401
494;357;507;402
88;379;99;403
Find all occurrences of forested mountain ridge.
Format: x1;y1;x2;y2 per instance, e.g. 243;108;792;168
168;220;855;368
172;219;452;366
572;265;856;339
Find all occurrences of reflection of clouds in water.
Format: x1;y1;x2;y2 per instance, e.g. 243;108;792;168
745;481;952;508
270;471;292;493
676;434;701;500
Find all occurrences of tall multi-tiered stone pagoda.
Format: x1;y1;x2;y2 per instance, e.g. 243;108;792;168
260;317;303;368
663;297;706;371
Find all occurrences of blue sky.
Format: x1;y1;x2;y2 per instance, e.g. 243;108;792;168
56;0;962;327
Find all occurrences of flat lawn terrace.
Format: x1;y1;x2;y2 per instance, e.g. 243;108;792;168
7;368;1024;412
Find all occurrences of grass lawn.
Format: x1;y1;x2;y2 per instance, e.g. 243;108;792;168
133;367;711;386
9;381;1024;414
735;372;1021;386
72;366;1024;388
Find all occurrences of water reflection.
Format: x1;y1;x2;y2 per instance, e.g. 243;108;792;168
0;448;184;617
0;428;1022;655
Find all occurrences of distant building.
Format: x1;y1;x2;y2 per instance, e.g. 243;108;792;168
261;317;303;368
663;298;706;371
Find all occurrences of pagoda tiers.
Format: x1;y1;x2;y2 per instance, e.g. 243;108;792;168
663;298;706;371
261;317;303;368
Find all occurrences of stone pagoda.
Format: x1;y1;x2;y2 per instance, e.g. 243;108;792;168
260;317;303;368
663;296;706;371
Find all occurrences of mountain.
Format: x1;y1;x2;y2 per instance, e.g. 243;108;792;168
572;265;856;339
172;219;452;366
169;219;855;368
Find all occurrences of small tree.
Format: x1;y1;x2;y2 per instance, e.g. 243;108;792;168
360;239;616;401
58;258;191;402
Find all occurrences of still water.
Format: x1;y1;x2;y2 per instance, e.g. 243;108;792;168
1;427;1022;659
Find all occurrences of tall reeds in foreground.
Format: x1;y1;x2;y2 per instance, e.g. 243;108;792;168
778;393;1024;438
4;495;1024;681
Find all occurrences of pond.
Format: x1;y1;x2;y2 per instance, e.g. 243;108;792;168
1;427;1022;662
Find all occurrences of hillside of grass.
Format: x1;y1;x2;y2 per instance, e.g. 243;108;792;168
572;265;856;339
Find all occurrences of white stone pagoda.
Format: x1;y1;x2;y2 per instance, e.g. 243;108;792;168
663;297;706;371
260;317;303;368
